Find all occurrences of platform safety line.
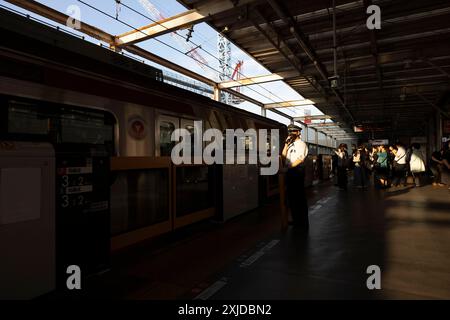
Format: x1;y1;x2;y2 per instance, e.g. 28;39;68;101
240;239;280;268
309;204;322;215
309;196;335;215
194;279;228;300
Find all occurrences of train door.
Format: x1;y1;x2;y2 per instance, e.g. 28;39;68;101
55;143;110;288
52;107;114;289
174;118;215;228
1;96;115;294
156;114;215;229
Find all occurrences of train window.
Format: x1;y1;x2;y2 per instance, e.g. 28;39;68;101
110;168;170;236
175;166;214;217
185;124;195;155
160;120;176;157
8;100;50;136
59;108;114;145
5;97;115;153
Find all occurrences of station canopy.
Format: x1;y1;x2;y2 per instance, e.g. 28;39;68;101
174;0;450;138
4;0;450;140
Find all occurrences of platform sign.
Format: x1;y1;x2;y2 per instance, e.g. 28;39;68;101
369;139;389;145
304;109;311;124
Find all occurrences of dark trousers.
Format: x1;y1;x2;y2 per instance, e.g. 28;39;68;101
286;166;309;228
392;164;407;186
411;172;424;186
430;165;442;184
337;166;347;189
353;165;366;187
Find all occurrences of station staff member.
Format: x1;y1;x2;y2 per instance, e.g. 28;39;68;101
282;124;309;229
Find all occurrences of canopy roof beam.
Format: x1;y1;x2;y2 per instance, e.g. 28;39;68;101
218;74;283;89
116;0;257;46
294;115;332;121
264;99;315;109
4;0;114;43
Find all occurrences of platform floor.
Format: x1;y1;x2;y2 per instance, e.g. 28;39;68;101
86;180;450;300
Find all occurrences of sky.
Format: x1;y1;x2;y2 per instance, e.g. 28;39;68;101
1;0;328;127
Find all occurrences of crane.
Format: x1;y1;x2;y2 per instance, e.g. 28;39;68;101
230;60;244;104
136;0;244;103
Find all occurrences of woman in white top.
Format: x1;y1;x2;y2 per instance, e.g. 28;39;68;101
392;144;407;187
410;143;426;186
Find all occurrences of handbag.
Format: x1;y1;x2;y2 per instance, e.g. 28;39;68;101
375;156;387;169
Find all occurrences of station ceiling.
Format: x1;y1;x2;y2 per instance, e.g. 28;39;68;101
178;0;450;139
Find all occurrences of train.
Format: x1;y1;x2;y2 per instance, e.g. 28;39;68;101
0;8;333;298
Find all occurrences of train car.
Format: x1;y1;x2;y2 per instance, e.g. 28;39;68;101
0;8;292;296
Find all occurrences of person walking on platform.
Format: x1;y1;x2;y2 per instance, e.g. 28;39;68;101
368;146;378;185
437;141;450;189
430;148;445;186
409;143;426;187
282;124;309;229
352;145;367;188
334;143;349;190
392;143;407;187
374;145;389;188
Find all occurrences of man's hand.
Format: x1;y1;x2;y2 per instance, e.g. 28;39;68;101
290;158;304;169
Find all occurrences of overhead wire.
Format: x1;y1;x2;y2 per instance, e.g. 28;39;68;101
76;0;300;117
117;0;304;114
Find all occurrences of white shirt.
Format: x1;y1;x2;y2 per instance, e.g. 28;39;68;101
394;146;407;164
334;149;348;167
285;139;308;168
410;149;425;172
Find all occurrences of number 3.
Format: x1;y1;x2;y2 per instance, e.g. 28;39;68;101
62;195;69;208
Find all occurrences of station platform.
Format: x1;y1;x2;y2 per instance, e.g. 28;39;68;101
79;180;450;300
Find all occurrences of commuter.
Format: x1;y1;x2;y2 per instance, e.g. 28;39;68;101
375;145;389;188
367;146;378;185
349;144;357;170
352;145;366;188
369;146;378;170
362;145;371;186
388;145;396;181
430;148;445;186
332;153;338;177
439;141;450;188
334;143;348;190
391;143;407;187
405;144;414;184
282;124;309;229
409;143;426;187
